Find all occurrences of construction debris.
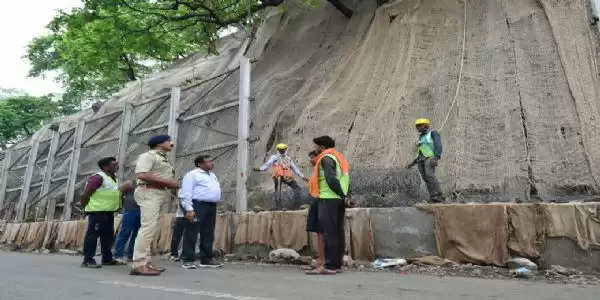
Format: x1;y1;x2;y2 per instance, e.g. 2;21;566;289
372;258;407;269
506;257;538;271
268;248;300;261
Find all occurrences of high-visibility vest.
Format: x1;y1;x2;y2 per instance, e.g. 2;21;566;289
318;154;350;199
415;131;435;158
272;155;293;178
85;172;121;212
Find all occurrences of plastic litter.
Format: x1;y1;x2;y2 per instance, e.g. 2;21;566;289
506;257;538;271
372;258;407;269
510;267;535;278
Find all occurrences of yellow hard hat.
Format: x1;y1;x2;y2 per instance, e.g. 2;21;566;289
276;143;288;150
415;118;431;126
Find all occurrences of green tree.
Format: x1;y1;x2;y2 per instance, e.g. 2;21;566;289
26;0;354;108
0;95;59;149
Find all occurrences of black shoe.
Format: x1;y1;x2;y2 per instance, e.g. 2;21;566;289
198;260;223;268
102;259;125;266
182;262;198;270
81;261;102;269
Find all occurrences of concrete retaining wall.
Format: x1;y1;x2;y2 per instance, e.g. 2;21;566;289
2;205;600;272
370;207;436;258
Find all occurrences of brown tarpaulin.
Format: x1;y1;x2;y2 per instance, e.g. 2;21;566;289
345;208;375;261
423;204;510;266
234;212;273;246
55;220;87;250
507;204;545;258
271;211;309;250
214;213;234;253
22;222;47;251
544;203;600;250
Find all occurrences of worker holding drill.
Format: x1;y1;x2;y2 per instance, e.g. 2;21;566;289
406;118;444;203
254;143;307;210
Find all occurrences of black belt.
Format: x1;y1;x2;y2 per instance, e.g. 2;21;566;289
192;200;217;206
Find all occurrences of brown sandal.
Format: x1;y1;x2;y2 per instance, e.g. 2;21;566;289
305;267;337;275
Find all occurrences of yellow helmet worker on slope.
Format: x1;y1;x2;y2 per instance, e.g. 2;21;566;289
253;143;306;210
414;118;431;127
407;118;444;203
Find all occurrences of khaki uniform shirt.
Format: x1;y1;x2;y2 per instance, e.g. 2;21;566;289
135;150;175;185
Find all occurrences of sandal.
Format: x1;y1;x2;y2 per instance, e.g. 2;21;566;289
305;267;337;275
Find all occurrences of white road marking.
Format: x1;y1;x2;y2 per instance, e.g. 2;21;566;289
98;280;278;300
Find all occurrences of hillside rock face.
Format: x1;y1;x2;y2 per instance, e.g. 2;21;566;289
243;0;600;205
4;0;600;218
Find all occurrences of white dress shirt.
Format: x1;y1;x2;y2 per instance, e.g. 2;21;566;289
178;168;222;212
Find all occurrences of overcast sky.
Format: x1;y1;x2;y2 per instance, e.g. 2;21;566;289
0;0;82;96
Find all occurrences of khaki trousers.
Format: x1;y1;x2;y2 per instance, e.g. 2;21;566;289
131;187;170;268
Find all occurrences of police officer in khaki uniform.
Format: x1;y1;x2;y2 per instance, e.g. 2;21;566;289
130;135;179;276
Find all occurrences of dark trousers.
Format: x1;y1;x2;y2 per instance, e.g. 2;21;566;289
170;217;187;257
181;201;217;264
318;198;345;270
83;212;114;263
418;158;443;202
272;178;302;209
113;210;141;259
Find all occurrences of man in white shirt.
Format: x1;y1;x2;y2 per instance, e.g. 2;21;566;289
179;155;223;269
253;143;307;209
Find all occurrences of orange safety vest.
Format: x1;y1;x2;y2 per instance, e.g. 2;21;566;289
271;155;294;181
308;148;350;198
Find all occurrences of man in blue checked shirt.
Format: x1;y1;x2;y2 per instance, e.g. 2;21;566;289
179;154;223;269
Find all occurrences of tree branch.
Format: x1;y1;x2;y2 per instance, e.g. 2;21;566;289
326;0;353;18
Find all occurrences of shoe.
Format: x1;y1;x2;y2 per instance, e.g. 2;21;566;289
113;257;128;264
169;255;181;262
130;265;160;276
81;261;102;269
182;262;198;270
147;263;166;272
198;261;223;268
103;259;126;266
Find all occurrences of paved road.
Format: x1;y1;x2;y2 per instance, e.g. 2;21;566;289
0;251;598;300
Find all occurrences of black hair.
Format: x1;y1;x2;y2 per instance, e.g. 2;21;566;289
194;155;212;167
308;150;318;157
97;157;117;170
313;136;335;148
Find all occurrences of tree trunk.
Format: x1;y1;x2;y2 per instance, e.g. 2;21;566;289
327;0;354;18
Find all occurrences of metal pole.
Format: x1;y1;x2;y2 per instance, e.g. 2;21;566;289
16;140;40;222
168;87;181;164
42;129;61;220
236;56;250;213
0;149;13;214
117;103;133;181
63;118;85;220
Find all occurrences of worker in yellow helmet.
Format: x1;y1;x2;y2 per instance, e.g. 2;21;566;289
253;143;307;209
406;118;444;203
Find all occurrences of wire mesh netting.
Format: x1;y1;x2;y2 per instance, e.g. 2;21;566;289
56;129;75;154
10;146;31;168
48;181;67;220
131;97;169;133
52;151;72;179
24;186;42;222
82;113;122;146
2;64;256;221
0;191;20;220
36;140;51;162
30;161;47;185
6;168;25;190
